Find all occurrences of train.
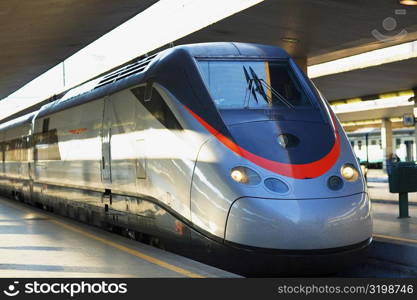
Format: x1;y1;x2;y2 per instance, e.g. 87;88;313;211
348;128;416;168
0;42;372;276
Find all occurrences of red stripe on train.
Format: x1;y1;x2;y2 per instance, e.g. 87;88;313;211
184;105;340;179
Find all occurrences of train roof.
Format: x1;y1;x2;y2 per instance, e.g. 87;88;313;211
3;42;291;122
58;42;290;100
175;42;290;59
0;111;35;132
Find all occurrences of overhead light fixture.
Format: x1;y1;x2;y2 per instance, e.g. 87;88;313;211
281;37;298;43
400;0;417;5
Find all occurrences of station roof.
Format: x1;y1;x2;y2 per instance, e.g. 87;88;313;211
1;0;417;102
175;0;417;101
0;0;158;99
176;0;417;63
312;55;417;101
332;96;414;123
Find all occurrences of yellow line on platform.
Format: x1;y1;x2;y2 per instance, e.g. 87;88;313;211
48;219;204;278
0;198;204;278
373;233;417;244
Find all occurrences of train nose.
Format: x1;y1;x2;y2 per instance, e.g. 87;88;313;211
225;193;372;250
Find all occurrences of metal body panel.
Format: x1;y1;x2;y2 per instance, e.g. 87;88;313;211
101;97;112;184
225;193;372;250
128;84;206;220
32;99;104;190
191;120;367;239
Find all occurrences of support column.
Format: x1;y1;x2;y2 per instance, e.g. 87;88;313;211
381;118;393;173
413;88;417;162
294;57;307;74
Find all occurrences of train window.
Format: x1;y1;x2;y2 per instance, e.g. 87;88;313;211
131;87;182;130
396;138;401;149
0;143;4;163
4;139;18;162
42;118;50;133
34;129;61;161
145;80;154;102
132;86;146;102
198;60;312;109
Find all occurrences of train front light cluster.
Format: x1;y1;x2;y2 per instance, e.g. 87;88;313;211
264;178;289;193
230;166;261;185
328;176;344;190
340;164;359;182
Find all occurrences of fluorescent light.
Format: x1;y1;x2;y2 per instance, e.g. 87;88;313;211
0;0;263;121
400;0;417;6
308;41;417;78
281;37;298;43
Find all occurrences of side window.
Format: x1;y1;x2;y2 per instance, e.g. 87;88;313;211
132;86;146;102
42;118;50;133
21;136;28;162
0;143;4;163
34;117;61;161
131;86;182;130
396;138;401;149
34;129;61;161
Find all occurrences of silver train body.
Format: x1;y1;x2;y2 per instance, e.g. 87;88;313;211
0;43;372;275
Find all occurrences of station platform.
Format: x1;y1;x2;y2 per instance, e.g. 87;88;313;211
366;202;417;277
0;196;237;278
372;202;417;242
366;174;417;273
1;189;417;278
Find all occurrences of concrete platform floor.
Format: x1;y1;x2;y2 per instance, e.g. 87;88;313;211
366;169;417;204
372;202;417;242
368;182;417;204
1;192;416;278
0;196;237;278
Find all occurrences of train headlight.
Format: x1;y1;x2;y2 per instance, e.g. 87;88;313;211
230;167;261;185
340;164;359;182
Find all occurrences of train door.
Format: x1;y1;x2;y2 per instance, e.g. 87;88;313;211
134;139;147;181
26;134;34;201
405;140;414;162
132;84;148;192
25;135;32;179
101;97;112;184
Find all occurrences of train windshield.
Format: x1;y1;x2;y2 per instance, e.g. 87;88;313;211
198;60;315;110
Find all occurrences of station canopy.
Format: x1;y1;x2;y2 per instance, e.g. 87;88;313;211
1;0;417;103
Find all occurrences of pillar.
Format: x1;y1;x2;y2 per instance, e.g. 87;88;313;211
413;88;417;162
381;118;393;172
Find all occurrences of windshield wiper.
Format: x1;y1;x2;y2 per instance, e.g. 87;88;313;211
247;67;269;104
248;66;295;109
243;66;258;106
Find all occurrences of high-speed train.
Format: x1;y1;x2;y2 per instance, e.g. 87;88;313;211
0;43;372;275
